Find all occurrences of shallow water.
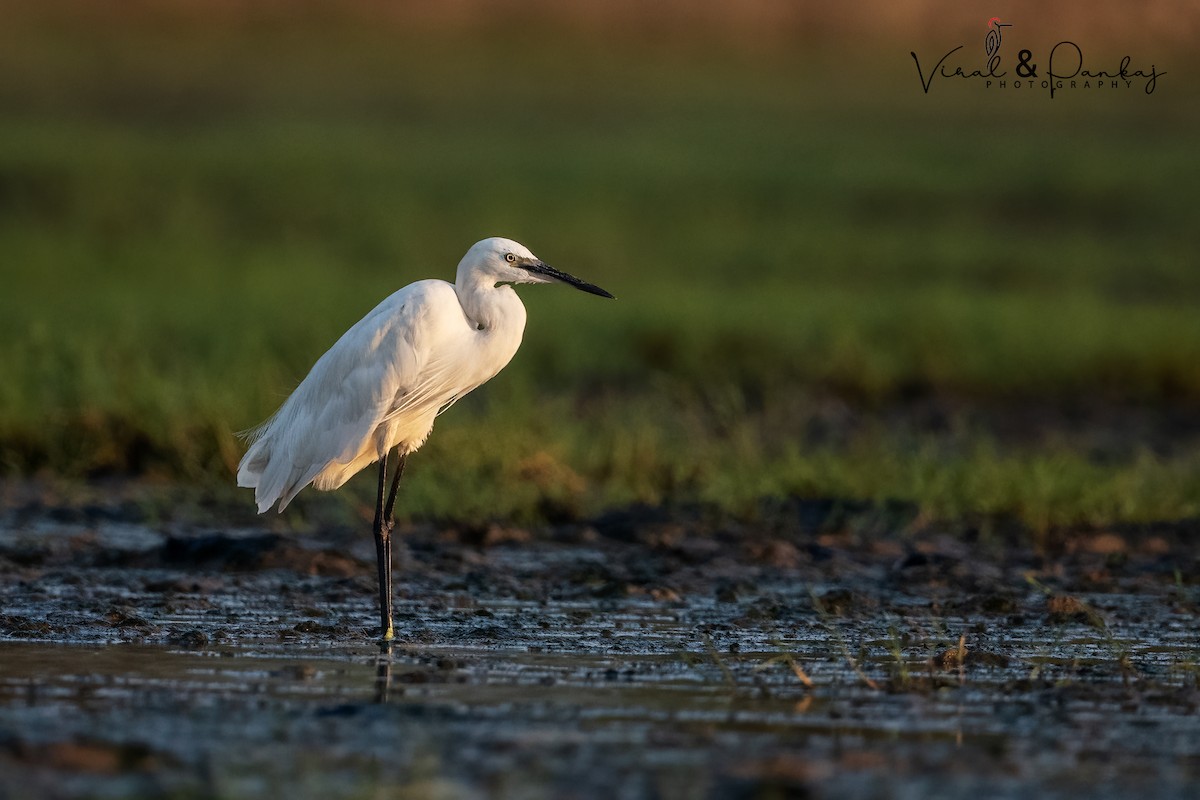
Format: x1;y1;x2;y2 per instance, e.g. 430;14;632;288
1;510;1198;798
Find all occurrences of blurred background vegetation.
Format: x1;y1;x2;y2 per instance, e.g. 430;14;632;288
1;1;1197;531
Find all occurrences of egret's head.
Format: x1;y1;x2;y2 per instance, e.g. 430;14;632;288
460;237;614;299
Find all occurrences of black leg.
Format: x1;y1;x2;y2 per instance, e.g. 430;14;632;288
379;453;407;638
372;449;393;641
383;452;407;526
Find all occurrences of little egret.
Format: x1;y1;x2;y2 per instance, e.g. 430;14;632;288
237;237;613;640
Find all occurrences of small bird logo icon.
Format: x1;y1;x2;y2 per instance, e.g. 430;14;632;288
986;18;1012;59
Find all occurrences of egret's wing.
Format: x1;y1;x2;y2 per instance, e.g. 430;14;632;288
378;349;466;423
238;281;456;512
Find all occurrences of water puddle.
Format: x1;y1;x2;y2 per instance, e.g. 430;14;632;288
1;515;1198;797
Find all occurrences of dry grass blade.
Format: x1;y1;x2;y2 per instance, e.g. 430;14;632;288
788;657;815;689
810;592;879;691
703;633;737;689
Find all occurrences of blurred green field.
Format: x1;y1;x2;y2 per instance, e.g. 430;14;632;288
2;14;1198;530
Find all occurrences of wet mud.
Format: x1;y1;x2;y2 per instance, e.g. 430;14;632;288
1;496;1198;799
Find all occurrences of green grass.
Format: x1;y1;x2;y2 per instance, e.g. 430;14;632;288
1;21;1198;530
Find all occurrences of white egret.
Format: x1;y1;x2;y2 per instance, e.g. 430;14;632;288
237;237;613;640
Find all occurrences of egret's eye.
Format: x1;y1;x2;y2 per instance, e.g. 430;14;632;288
505;252;517;263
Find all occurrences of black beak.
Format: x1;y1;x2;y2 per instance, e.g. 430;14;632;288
525;260;615;299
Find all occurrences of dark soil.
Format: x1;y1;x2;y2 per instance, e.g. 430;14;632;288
1;490;1198;799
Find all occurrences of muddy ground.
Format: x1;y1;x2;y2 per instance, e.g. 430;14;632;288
1;491;1198;799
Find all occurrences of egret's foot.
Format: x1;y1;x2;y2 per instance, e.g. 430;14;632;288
381;623;395;642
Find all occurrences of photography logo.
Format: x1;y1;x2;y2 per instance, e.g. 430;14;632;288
911;18;1164;98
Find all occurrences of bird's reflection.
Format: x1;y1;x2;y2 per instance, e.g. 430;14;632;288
374;640;393;704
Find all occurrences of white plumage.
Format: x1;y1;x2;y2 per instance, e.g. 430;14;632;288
237;278;520;512
237;237;612;517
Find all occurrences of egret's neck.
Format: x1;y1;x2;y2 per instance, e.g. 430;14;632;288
455;273;527;334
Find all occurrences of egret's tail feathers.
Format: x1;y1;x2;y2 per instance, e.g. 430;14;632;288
235;477;277;515
236;439;277;513
237;434;336;514
275;462;329;512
